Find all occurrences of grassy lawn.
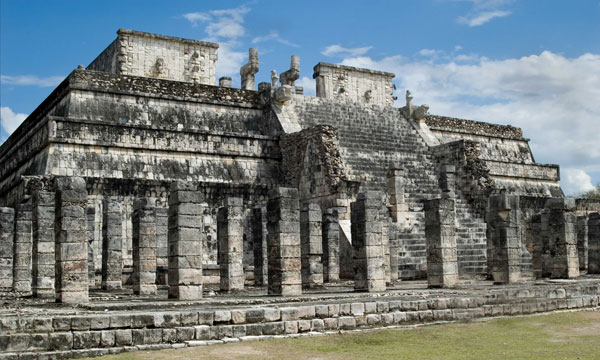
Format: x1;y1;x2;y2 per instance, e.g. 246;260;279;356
94;310;600;360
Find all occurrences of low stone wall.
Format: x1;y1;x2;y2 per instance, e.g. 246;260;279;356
1;281;599;359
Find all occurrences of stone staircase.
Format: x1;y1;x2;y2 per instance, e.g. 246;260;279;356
454;195;488;277
294;100;440;279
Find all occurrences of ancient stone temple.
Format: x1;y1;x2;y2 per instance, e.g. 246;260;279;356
1;29;599;358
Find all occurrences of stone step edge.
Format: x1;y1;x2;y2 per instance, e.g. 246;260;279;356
1;296;598;358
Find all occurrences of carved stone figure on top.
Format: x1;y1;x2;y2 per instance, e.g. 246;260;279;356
154;58;164;76
406;90;414;116
402;89;430;121
364;90;373;103
240;48;259;90
271;70;278;87
279;55;300;86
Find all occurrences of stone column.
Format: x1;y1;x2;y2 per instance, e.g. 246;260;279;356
132;197;157;295
586;212;599;274
102;199;123;290
576;215;588;271
0;207;15;290
387;166;409;223
86;206;96;286
267;187;302;296
168;181;204;300
240;48;259;90
351;191;386;292
217;197;244;292
252;207;267;286
388;220;400;282
424;198;459;288
487;193;521;284
300;203;323;288
381;206;391;284
32;190;55;298
54;176;89;303
13;201;32;294
531;213;544;279
322;208;340;283
547;198;579;279
155;207;169;285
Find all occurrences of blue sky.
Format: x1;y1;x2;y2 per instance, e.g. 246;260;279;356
1;0;599;194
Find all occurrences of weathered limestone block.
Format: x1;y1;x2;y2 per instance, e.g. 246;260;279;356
576;215;588;271
102;199;123;291
217;197;244;292
381;207;391;284
0;207;15;289
240;48;259;90
439;165;456;199
168;181;204;300
132;197;157;295
267;187;302;296
322;208;340;283
547;198;579;279
487;193;521;284
587;212;600;274
300;203;323;288
279;55;300;86
351;191;386;292
13;201;33;294
219;76;233;88
252;207;267;286
86;206;96;286
388;220;400;282
424;198;459;288
32;190;56;298
54;176;89;303
532;210;553;278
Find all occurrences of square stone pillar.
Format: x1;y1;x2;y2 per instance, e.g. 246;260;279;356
587;212;600;274
388;220;400;282
351;191;386;292
86;206;96;286
267;187;302;296
387;166;408;223
576;215;588;271
217;197;244;292
168;181;204;300
381;207;391;285
32;190;55;298
531;213;545;279
54;176;89;303
322;207;340;283
252;207;267;286
300;203;323;288
0;207;15;290
13;201;32;294
424;198;459;288
102;199;123;290
547;198;579;279
132;197;157;295
487;193;521;284
155;207;169;285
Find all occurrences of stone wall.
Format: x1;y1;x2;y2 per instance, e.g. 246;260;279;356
87;29;218;85
313;63;395;107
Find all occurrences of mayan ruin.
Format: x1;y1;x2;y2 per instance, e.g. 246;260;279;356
0;28;598;359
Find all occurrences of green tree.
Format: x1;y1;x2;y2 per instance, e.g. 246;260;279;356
578;183;600;199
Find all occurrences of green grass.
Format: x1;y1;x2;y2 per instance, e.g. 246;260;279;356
92;310;600;360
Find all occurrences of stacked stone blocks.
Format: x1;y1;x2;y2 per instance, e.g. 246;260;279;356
300;203;323;288
351;191;386;292
32;190;56;298
132;197;157;295
54;176;89;303
547;198;579;279
252;207;268;286
424;198;459;288
487;193;522;284
267;187;302;296
217;197;245;292
576;215;588;271
101;199;123;290
0;207;15;289
588;212;600;274
86;206;96;286
168;181;204;300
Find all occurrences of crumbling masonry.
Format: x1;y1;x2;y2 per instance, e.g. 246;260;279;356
1;29;599;358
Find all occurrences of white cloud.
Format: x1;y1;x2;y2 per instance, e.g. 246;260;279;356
1;74;63;87
321;45;372;58
295;76;316;96
0;106;27;136
457;10;511;26
339;51;600;188
216;41;247;79
252;31;299;47
561;168;596;195
183;6;250;39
